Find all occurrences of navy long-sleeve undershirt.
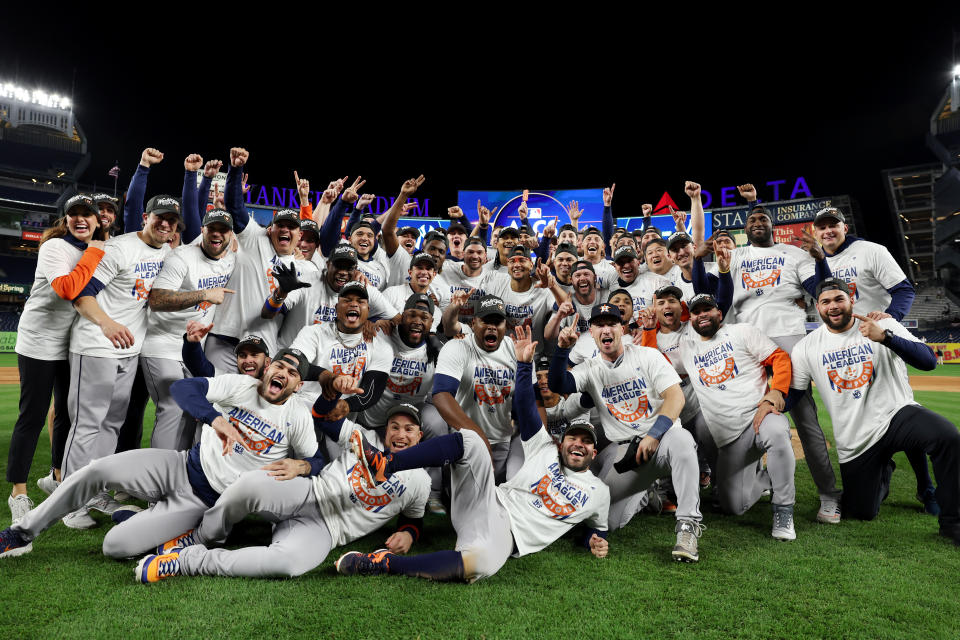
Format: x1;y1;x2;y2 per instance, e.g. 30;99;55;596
123;165;149;233
515;361;544;441
224;165;250;233
180;170;202;245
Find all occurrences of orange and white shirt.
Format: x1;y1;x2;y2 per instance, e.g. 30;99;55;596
569;342;682;442
497;428;609;556
311;420;429;547
790;318;920;463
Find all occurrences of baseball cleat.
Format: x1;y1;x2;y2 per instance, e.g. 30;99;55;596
672;519;703;563
111;505;144;524
36;471;60;496
156;529;198;555
427;494;447;517
917;486;941;516
816;497;841;524
350;429;392;488
136;548;183;583
8;494;34;525
62;507;97;530
0;527;32;558
86;492;125;515
335;548;392;576
771;504;797;541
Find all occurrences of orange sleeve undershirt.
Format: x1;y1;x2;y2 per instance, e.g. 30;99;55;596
300;202;313;220
762;348;792;395
50;247;105;300
640;327;673;364
680;301;690;323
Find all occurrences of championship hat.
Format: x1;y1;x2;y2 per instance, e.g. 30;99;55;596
590;303;622;324
62;193;98;217
272;347;310;379
339;280;369;299
329;244;359;267
409;251;437;269
815;277;851;299
235;335;268;356
475;294;507;321
145;195;182;217
91;193;120;213
202;208;233;228
562;420;598;445
272;208;299;224
386;402;422;426
688;293;719;313
814;207;846;224
404;292;435;316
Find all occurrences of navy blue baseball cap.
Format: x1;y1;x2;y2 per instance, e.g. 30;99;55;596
590;303;622;324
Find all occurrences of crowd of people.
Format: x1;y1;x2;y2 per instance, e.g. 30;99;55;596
1;146;958;585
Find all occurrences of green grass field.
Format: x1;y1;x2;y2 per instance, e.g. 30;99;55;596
1;384;959;639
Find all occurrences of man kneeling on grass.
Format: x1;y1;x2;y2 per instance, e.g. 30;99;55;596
335;326;610;583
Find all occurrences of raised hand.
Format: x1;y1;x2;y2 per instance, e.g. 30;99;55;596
357;193;375;210
242;173;250;195
230;147;249;168
555;300;574;319
448;205;465;219
684;181;701;199
737;183;757;201
557;313;581;348
184;153;203;172
333;372;364;395
543;217;557;239
272;262;311;294
477;201;498;225
294;171;310;203
140;148;164;167
670;205;686;231
320;185;338;205
342;176;366;204
517;200;529;221
852;313;887;342
568;200;583;222
797;227;824;260
694;233;716;259
715;245;731;271
637;307;656;330
185;320;214;343
212;183;225;209
211;416;245;456
401;202;418;215
522;189;529;203
603;183;616;207
204;159;223;178
641;203;653;217
533;259;553;289
400;174;425;197
511;325;538;362
450;287;476;310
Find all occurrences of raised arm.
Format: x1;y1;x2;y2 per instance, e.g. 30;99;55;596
180;154;204;244
224;148;250;233
123;148;162;232
512;326;545;441
600;187;614;257
686;181;704;245
197;159;220;221
382;176;425;257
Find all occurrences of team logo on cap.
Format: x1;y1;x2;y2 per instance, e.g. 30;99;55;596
600;304;611;313
155;197;179;209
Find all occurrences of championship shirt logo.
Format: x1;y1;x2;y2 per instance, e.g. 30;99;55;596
530;475;576;518
388;376;422;394
348;463;392;511
741;269;781;289
266;266;278;294
332;357;367;378
698;357;739;387
472;365;514;407
226;412;283;455
474;382;511;406
601;378;650;424
821;343;875;393
132;278;150;301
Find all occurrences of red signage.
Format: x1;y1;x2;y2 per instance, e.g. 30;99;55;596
21;230;42;242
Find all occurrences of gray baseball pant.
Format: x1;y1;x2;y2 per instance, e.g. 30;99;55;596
204;335;240;376
12;448;208;558
141;356;193;451
179;470;330;578
62;353;139;479
774;334;841;500
714;414;796;515
491;433;524;484
451;429;514;583
594;426;702;531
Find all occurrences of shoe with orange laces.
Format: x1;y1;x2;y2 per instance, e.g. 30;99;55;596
350;429;392;488
155;529;197;555
135;548;183;583
0;527;31;558
335;548;392;576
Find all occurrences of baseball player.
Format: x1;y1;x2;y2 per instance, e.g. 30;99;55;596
134;398;430;581
61;194;181;528
141;205;237;451
786;279;960;545
543;259;608;340
611;245;671;322
678;293;797;540
534;355;590;441
434;237;508;327
0;350;322;559
382;251;449;333
580;226;618;290
549;304;702;562
378;176;428;286
729;184;840;523
434;294;528;482
805;207;938;512
203;148;308;371
335;326;610;582
549;242;578;297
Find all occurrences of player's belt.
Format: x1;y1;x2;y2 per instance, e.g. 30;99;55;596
679;377;690;388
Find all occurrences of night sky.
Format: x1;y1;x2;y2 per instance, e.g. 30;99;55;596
2;12;958;262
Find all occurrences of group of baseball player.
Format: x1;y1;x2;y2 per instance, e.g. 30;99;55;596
2;146;958;585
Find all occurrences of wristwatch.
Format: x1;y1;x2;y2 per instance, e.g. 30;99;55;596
882;329;895;345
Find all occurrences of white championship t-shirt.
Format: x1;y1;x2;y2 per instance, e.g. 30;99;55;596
141;243;237;359
790;318;921;463
677;323;779;447
729;244;813;338
363;330;436;427
382;283;448;333
312;419;429;547
569;342;682;442
197;374;318;494
496;428;610;556
825;239;907;316
70;231;171;358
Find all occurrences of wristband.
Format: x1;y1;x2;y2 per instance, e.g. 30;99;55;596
647;414;674;440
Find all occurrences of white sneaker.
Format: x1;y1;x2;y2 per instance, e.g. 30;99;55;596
427;494;446;516
62;507;97;529
86;492;125;515
772;504;797;541
113;491;132;502
671;519;704;562
8;494;34;525
817;497;841;524
36;472;60;496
